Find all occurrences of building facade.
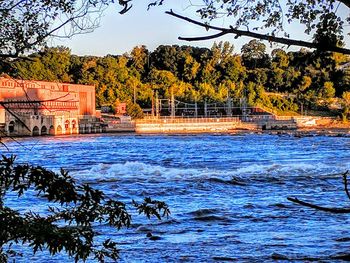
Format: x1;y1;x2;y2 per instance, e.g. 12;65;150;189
0;77;99;136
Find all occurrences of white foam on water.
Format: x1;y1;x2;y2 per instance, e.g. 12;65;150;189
231;162;330;176
231;162;350;183
74;161;201;182
73;160;345;183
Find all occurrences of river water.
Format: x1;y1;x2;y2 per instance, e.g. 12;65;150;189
3;133;350;262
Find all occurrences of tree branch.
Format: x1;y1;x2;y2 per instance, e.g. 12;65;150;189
0;0;106;59
287;197;350;213
166;10;350;55
0;102;31;132
0;0;26;12
337;0;350;9
179;31;231;41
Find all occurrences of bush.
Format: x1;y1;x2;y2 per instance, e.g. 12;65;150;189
126;102;144;119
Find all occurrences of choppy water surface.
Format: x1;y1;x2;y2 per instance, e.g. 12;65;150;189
3;133;350;262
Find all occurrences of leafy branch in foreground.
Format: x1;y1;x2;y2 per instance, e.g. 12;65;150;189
122;0;350;55
165;10;350;55
288;171;350;213
0;155;170;262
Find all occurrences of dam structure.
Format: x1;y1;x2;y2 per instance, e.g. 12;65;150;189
134;115;301;134
135;97;298;133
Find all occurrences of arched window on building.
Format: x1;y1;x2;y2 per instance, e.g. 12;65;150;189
8;121;15;133
41;126;47;135
32;126;40;136
56;125;62;135
49;125;55;135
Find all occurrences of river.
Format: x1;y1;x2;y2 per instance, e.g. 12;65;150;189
2;133;350;262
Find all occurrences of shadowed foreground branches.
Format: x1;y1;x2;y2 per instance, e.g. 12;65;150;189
0;155;170;262
288;171;350;213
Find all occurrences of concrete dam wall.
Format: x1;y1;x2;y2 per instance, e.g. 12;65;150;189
135;117;259;133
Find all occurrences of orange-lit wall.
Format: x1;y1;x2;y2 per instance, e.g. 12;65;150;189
0;77;95;117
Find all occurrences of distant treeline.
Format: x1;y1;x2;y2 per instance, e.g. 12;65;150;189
2;40;350;118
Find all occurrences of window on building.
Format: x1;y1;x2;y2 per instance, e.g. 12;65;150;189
65;120;70;129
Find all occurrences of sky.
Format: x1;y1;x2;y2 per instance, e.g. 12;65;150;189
55;1;236;56
53;1;347;57
54;1;264;56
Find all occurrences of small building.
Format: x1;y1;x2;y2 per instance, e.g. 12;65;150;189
0;77;100;136
115;102;127;115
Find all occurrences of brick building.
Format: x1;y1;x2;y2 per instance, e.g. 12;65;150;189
0;77;100;136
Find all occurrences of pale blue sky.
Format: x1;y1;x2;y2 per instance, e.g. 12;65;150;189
58;1;244;56
55;1;348;57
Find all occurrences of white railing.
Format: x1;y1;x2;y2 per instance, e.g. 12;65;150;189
136;116;241;124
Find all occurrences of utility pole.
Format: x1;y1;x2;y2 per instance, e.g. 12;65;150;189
151;92;154;116
241;87;248;121
170;87;175;118
227;96;232;117
155;91;159;118
240;97;247;121
195;101;198;118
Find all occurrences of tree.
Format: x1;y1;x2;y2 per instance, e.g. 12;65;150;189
241;40;270;69
0;155;169;262
126;101;144;119
3;0;350;60
129;45;149;78
150;45;182;77
148;68;178;98
13;47;72;82
0;0;122;59
268;67;284;92
271;49;289;69
131;0;350;55
182;53;200;82
322;81;336;99
342;91;350;120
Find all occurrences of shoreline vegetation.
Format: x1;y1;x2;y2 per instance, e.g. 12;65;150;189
2;43;350;138
4;42;350;122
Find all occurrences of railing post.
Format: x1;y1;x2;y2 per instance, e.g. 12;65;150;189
195;102;198;118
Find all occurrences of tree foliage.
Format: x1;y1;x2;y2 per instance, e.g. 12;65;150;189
138;0;350;54
3;41;350;116
0;0;121;59
0;155;170;262
2;0;350;60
